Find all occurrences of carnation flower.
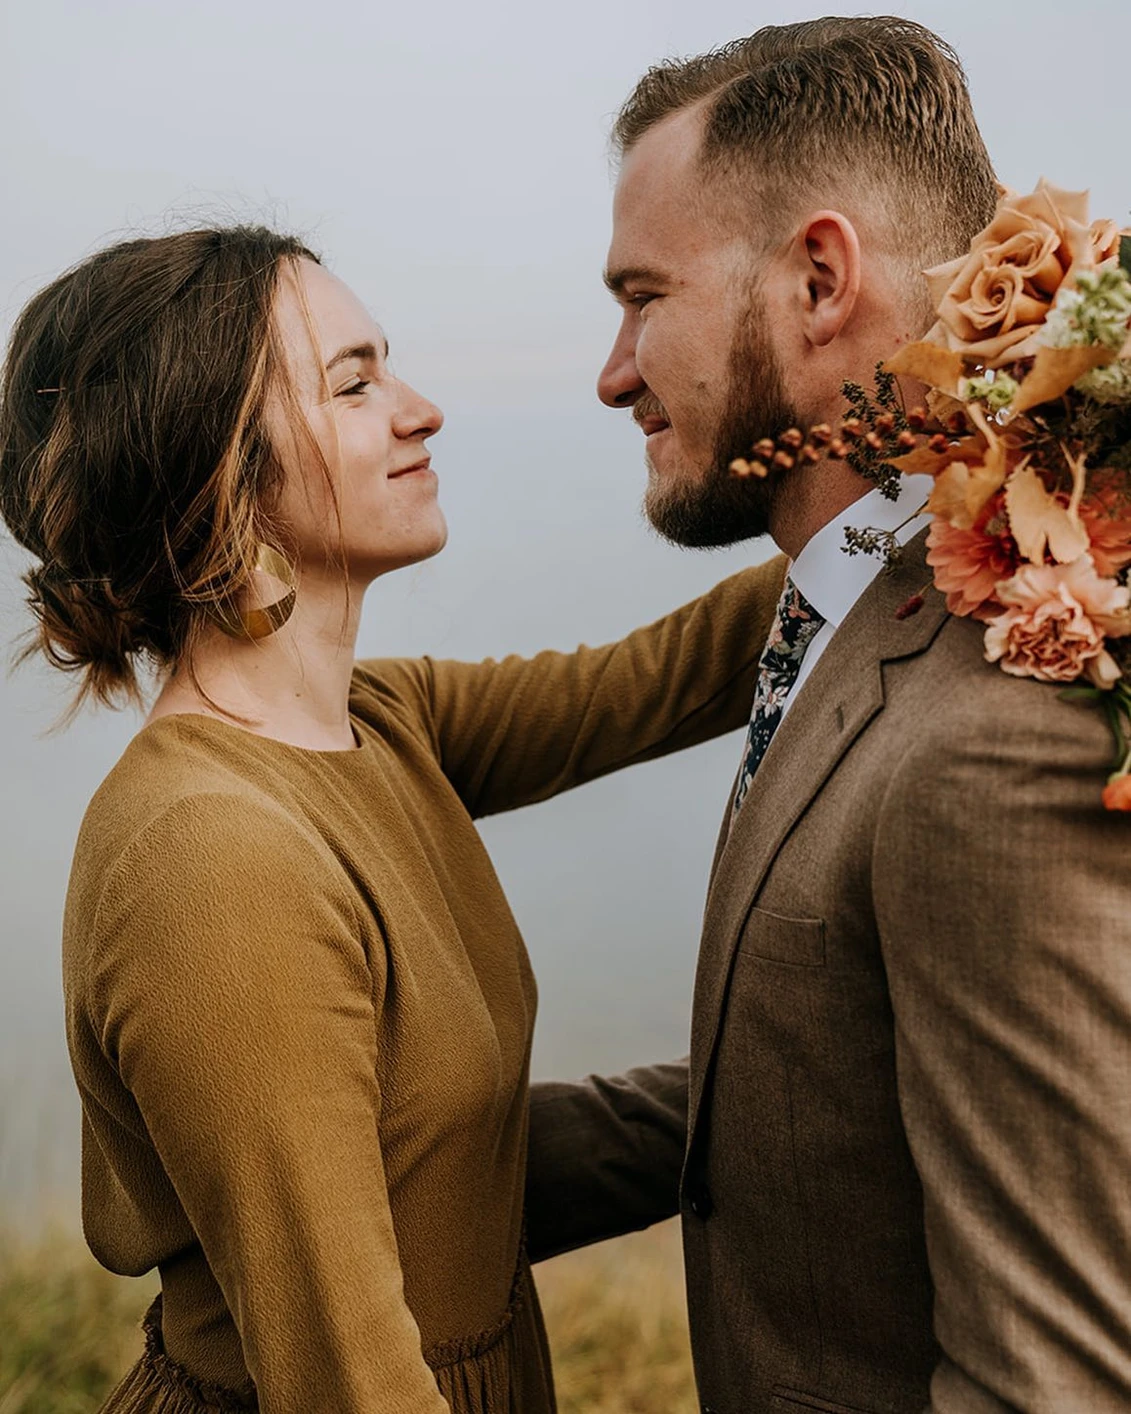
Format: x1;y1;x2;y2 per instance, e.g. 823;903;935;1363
983;555;1131;687
926;501;1019;620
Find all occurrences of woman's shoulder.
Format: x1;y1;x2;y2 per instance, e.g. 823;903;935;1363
70;717;337;929
350;657;439;750
66;717;366;994
80;713;289;839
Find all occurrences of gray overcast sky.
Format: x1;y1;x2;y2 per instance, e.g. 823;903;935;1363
2;0;1129;1217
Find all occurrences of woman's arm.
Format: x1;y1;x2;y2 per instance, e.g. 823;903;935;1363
77;794;449;1414
356;555;786;818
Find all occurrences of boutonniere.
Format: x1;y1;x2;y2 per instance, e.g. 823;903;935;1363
730;181;1131;811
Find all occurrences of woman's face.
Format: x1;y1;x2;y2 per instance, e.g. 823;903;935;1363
269;257;446;582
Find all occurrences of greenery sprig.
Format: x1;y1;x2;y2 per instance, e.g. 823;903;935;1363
839;363;915;500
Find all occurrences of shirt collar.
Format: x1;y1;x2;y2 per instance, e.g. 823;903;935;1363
785;474;934;629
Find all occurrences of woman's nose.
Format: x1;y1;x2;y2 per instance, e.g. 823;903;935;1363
395;382;444;438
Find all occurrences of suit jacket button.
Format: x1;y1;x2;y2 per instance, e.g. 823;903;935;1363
686;1182;714;1219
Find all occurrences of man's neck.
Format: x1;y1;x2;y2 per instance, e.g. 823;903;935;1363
769;461;874;561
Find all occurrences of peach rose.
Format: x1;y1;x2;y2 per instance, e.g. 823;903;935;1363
926;500;1019;620
1102;773;1131;811
983;554;1131;687
1089;218;1125;265
924;182;1110;368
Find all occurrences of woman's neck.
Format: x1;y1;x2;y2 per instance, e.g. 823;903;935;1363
146;576;364;752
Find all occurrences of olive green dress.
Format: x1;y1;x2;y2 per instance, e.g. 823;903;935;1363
61;559;785;1414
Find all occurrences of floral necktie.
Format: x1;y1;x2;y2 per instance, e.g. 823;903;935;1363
733;577;826;815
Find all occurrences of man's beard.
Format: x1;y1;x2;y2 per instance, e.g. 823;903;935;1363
644;297;801;549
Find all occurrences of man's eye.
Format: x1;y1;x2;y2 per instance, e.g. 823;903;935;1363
630;294;657;310
336;379;370;397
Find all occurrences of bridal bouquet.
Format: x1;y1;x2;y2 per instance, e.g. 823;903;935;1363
732;182;1131;810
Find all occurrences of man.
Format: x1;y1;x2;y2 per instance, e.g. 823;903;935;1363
527;17;1131;1412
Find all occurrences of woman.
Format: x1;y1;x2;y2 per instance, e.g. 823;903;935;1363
0;226;785;1412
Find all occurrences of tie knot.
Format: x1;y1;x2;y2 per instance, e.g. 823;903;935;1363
732;576;826;816
768;577;825;660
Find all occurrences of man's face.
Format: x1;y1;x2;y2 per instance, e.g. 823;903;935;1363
598;108;803;547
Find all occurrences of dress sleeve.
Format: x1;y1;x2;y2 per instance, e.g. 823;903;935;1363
875;685;1131;1410
359;556;787;819
83;794;449;1414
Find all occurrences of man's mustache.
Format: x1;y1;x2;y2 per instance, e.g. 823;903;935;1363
632;392;669;428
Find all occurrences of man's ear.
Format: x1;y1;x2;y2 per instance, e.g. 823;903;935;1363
796;210;861;348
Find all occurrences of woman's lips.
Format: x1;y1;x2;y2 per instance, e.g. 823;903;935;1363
389;460;433;479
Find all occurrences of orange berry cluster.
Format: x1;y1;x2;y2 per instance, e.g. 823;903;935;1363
729;405;956;480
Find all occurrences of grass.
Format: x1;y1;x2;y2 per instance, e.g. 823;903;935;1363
0;1221;694;1413
0;1231;157;1414
538;1222;697;1414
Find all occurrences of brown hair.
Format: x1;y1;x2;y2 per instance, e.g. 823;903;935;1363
614;16;998;294
0;225;318;715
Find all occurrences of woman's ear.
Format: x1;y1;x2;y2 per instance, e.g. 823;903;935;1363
797;210;861;349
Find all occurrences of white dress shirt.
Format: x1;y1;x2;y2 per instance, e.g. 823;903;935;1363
777;474;934;726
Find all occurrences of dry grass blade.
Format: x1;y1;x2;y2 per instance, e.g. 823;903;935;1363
0;1222;694;1413
536;1222;696;1414
0;1229;155;1414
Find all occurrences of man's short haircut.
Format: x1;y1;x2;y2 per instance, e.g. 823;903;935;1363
614;16;999;303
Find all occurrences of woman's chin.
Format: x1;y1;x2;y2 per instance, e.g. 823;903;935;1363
364;519;450;581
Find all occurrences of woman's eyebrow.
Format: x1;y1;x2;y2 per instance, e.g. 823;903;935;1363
324;337;390;371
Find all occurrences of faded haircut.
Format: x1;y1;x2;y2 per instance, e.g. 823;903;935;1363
613;16;999;315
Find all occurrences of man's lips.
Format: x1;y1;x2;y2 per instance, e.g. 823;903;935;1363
636;416;671;437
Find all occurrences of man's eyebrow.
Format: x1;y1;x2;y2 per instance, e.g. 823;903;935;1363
603;264;669;298
324;338;390;371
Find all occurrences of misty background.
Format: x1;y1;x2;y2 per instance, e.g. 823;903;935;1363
2;0;1129;1225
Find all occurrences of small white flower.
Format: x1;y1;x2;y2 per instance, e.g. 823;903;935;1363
1042;266;1131;352
1076;359;1131;405
962;371;1019;411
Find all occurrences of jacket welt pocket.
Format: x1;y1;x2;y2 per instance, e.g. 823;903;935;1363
738;906;826;967
771;1387;876;1414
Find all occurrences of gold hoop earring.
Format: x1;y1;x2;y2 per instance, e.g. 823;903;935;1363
214;543;297;641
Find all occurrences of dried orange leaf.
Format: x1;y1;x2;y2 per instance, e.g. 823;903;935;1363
1011;343;1115;414
888;435;985;477
1004;462;1090;563
928;446;1008;530
889;446;950;476
925;388;968;427
883;341;966;392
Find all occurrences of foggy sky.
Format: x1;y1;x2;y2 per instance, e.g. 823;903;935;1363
2;0;1129;1218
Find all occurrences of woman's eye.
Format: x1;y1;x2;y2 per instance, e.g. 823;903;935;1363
336;379;369;397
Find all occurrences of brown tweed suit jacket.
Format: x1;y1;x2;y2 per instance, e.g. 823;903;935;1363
527;531;1131;1413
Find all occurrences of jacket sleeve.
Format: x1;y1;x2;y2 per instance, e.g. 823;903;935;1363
358;556;787;819
81;795;449;1414
525;1060;689;1262
874;682;1131;1411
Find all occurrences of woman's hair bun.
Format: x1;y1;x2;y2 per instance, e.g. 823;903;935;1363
0;224;318;714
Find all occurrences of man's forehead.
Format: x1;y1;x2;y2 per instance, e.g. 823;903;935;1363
607;107;727;275
615;107;706;214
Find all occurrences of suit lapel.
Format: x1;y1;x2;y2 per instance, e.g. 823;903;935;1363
688;532;949;1137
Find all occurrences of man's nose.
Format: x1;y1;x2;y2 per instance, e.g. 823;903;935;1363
597;323;645;408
